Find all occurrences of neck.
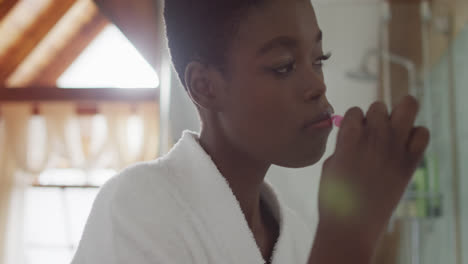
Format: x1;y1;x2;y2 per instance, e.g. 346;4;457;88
198;127;270;230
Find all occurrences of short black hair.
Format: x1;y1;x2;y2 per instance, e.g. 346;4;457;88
164;0;267;88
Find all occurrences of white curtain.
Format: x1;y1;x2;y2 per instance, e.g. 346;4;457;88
136;103;160;161
94;102;160;170
0;104;33;264
41;103;85;169
0;101;160;264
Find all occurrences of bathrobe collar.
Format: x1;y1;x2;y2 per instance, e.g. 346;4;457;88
162;131;299;264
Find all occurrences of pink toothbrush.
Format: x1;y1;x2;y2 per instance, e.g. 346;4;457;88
331;115;343;128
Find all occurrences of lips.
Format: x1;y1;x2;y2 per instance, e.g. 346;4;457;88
303;110;334;129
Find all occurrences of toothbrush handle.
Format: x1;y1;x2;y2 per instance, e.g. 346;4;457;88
332;115;344;127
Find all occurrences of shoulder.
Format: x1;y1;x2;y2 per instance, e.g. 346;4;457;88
73;159;200;263
96;158;188;225
102;159;170;200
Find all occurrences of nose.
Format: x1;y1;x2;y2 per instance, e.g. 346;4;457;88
327;102;335;115
303;71;327;102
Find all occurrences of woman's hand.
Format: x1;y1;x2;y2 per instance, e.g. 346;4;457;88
309;95;430;264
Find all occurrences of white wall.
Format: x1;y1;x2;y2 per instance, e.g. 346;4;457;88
168;67;200;140
167;2;381;222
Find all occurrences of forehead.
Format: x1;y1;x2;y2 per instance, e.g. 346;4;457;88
231;0;320;55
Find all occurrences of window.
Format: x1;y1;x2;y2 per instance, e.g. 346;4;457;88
24;169;115;264
57;25;159;89
23;23;156;264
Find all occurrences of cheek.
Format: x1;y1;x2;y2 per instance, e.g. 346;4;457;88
222;76;300;156
220;75;330;167
230;79;293;134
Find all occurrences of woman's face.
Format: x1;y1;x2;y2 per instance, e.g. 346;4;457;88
218;0;334;168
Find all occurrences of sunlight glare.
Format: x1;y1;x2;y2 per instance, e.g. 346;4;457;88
57;25;159;89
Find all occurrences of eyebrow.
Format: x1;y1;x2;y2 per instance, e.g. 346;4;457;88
256;30;323;56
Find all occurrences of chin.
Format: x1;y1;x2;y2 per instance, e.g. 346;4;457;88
273;142;327;169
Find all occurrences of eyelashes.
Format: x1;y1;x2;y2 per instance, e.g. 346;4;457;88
270;51;332;77
314;52;332;66
272;61;296;75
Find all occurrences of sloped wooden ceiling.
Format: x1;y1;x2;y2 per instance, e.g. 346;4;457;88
0;0;163;88
31;12;108;86
0;0;162;111
0;0;18;21
94;0;165;71
0;0;78;84
0;0;465;89
6;0;109;87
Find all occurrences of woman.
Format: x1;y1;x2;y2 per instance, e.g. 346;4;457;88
72;0;429;263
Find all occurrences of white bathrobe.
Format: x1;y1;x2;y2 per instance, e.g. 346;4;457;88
71;131;317;264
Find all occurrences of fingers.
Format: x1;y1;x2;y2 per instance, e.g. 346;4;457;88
337;97;423;159
366;101;390;132
390;96;419;144
342;107;365;126
336;107;365;147
401;126;430;177
407;126;430;158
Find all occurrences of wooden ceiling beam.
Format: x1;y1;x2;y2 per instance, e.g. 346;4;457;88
31;12;108;86
0;87;158;102
0;0;77;83
6;0;109;87
0;87;159;116
0;0;18;22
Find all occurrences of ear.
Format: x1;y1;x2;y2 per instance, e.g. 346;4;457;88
184;61;223;111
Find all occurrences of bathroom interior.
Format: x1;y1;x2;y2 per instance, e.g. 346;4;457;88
0;0;467;263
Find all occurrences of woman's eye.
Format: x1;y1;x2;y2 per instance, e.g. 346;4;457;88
314;52;332;67
272;62;296;75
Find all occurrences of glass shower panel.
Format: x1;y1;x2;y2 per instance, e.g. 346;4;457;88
392;3;466;264
451;21;468;264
